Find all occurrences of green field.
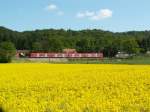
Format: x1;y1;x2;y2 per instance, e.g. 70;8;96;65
12;56;150;64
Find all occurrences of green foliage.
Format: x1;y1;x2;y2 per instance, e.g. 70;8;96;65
32;42;42;52
76;38;95;52
0;26;150;57
122;39;140;54
47;38;63;52
0;41;16;63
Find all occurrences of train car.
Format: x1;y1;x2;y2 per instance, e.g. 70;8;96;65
30;53;103;59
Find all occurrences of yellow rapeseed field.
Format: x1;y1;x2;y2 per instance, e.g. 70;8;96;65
0;64;150;112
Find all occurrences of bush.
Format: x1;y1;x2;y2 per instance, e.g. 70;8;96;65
0;42;16;63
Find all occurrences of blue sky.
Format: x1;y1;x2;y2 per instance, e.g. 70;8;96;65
0;0;150;32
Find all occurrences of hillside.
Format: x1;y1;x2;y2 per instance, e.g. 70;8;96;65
0;26;150;57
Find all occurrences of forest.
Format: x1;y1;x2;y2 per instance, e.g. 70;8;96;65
0;26;150;57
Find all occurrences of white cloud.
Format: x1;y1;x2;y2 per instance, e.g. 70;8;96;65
45;4;58;11
91;9;112;20
57;11;64;16
77;12;86;18
85;11;95;17
77;11;95;18
45;4;64;16
76;9;113;21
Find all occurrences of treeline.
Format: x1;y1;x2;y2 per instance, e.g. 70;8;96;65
1;26;150;57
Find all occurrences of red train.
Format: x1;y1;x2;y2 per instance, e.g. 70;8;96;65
30;53;103;59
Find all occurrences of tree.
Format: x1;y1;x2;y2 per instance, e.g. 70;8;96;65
0;42;16;63
122;39;140;54
1;26;150;57
76;38;95;53
46;38;63;52
32;42;42;52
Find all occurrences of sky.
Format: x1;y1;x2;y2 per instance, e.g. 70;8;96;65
0;0;150;32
